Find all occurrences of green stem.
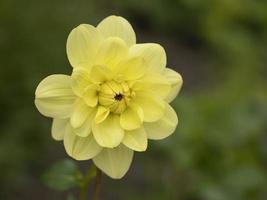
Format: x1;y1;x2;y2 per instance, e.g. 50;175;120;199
93;168;102;200
79;165;97;200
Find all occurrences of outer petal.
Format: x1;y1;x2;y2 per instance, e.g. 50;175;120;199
35;75;75;118
95;37;128;70
71;67;91;97
123;127;147;152
51;118;68;140
132;73;171;99
120;105;143;130
163;68;183;103
74;108;96;137
70;99;92;128
133;92;165;122
129;43;166;72
92;114;124;148
64;124;102;160
67;24;103;68
97;15;136;47
144;104;178;140
115;57;146;81
93;145;134;179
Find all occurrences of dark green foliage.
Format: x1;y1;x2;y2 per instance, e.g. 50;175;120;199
0;0;266;199
41;159;82;191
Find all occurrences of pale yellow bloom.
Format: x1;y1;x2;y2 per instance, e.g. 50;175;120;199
35;15;182;179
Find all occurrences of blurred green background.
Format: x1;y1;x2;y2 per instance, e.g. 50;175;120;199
1;0;267;199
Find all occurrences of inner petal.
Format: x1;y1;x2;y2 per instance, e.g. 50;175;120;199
98;81;134;114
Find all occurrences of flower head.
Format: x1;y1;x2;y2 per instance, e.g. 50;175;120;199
35;15;183;179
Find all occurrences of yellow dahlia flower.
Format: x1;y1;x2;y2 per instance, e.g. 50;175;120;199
35;15;182;179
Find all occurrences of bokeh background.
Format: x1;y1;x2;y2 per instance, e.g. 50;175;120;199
1;0;267;199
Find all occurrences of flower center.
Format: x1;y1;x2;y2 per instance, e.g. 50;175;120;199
98;81;134;114
114;93;123;101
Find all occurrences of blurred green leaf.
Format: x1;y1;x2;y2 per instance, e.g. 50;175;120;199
41;159;82;191
67;193;77;200
1;0;267;199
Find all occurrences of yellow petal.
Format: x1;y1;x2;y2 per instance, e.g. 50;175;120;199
70;99;92;128
35;75;75;118
115;57;146;80
64;124;102;160
129;43;166;72
83;84;100;107
92;114;124;148
94;106;110;124
144;104;178;140
163;68;183;103
73;108;97;137
95;37;128;70
120;105;143;130
71;67;91;97
67;24;103;68
133;92;165;122
123;127;147;152
93;144;133;179
89;65;112;84
132;73;171;99
97;15;136;47
51;118;68;140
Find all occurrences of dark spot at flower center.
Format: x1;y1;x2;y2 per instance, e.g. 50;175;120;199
114;93;123;101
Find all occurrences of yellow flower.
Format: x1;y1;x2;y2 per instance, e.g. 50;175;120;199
35;15;183;179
